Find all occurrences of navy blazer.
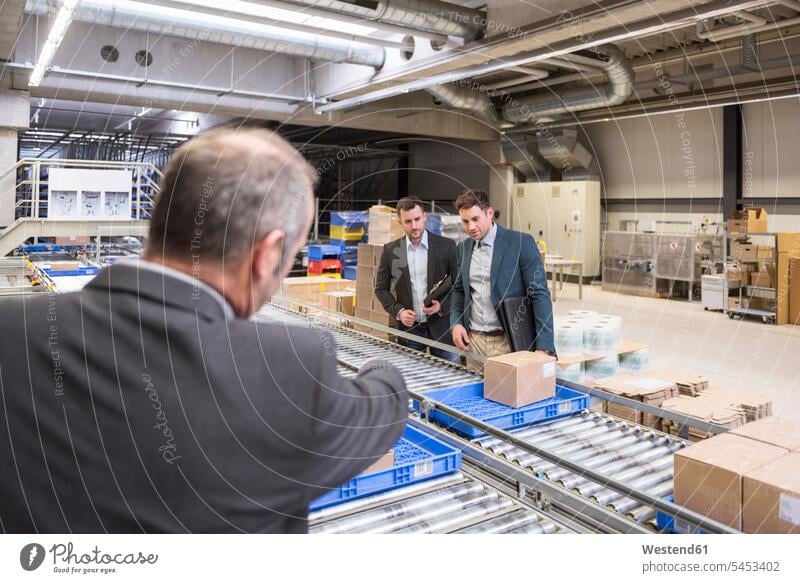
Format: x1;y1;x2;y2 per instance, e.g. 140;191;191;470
450;224;556;353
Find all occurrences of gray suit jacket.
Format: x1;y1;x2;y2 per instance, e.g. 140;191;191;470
0;262;408;533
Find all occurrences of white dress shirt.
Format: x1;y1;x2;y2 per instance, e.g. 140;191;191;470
469;223;502;331
404;230;429;323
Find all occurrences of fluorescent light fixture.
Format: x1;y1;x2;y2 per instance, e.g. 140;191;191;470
29;0;80;87
166;0;377;37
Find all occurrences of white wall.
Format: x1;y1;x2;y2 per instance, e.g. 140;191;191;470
742;99;800;199
585;108;724;200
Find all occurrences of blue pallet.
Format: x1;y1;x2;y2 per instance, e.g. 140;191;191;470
330;210;368;227
307;244;344;261
656;496;709;534
413;381;589;438
309;425;461;511
343;266;357;280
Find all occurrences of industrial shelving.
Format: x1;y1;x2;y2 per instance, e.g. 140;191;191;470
723;229;777;324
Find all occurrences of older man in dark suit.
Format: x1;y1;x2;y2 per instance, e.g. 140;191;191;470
0;128;408;533
374;197;459;362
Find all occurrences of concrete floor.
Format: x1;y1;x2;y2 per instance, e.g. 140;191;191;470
550;282;800;420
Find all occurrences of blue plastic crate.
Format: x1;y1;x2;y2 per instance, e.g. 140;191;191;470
656;496;709;534
343;265;357;280
330;210;368;227
43;266;101;277
307;243;344;261
330;238;363;247
413;381;589;438
309;425;461;511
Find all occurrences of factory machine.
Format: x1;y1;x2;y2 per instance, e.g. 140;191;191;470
257;304;734;535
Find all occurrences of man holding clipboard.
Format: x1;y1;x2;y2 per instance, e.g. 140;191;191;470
450;189;556;371
374;197;460;362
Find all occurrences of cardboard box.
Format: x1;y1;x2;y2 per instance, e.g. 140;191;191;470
731;241;759;262
731;417;800;450
594;373;679;429
790;257;800;325
776;234;800;325
356;263;377;285
484;351;556;408
275;276;353;307
728;208;768;234
368;205;405;244
322;291;355;316
742;452;800;533
356;243;383;267
701;387;772;422
674;433;788;529
364;449;395;474
49;262;80;271
750;271;773;288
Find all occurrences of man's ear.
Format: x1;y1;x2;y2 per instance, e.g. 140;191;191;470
251;230;286;281
486;207;495;221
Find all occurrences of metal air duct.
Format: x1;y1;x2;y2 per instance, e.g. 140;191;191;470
25;0;386;68
502;44;634;123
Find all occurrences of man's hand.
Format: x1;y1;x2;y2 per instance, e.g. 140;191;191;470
398;309;417;328
452;324;470;350
534;350;554;357
422;299;441;317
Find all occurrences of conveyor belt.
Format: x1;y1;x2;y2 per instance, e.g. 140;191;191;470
309;471;564;534
257;303;688;531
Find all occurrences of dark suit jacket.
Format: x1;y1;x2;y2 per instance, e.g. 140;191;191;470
450;224;556;354
0;262;408;533
374;230;457;343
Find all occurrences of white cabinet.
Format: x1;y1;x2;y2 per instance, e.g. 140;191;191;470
511;181;601;277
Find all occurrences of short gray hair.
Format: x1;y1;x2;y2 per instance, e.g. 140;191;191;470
147;127;316;267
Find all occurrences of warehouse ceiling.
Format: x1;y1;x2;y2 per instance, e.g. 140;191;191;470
1;0;799;138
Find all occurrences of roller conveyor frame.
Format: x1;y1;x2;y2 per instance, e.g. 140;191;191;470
258;303;737;534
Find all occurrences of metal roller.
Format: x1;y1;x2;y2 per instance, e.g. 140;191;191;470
476;414;592;450
610;480;674;516
309;472;465;523
532;432;645;475
360;490;501;534
486;414;603;456
311;482;486;534
507;422;634;467
452;508;542;534
544;436;671;482
591;468;674;507
505;518;560;534
389;497;514;533
558;443;676;490
574;453;675;498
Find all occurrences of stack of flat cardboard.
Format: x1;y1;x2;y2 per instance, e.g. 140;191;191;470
593;373;680;429
647;369;709;396
273;276;354;310
703;387;772;421
661;395;747;441
368;205;404;245
353;243;394;340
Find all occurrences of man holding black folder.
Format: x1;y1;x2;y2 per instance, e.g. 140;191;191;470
450;189;556;371
374;197;460;362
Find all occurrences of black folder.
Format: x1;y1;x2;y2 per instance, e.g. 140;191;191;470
423;275;452;307
497;296;537;352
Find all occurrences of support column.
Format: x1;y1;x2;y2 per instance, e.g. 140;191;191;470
723;104;742;219
480;141;514;229
0;90;30;228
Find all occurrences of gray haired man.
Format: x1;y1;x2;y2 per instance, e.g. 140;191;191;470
0;128;408;533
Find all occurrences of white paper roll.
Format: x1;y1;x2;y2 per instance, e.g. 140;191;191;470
556;362;585;384
585;355;619;380
568;309;599;322
620;348;650;372
583;323;621;356
555;323;584;357
596;315;623;335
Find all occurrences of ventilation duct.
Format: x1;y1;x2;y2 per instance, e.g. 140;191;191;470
283;0;486;40
535;129;593;173
501;136;554;180
502;45;634;123
25;0;386;68
426;83;501;126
